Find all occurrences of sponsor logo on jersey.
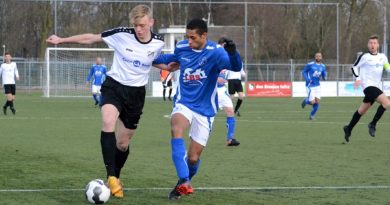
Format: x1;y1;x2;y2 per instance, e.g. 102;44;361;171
122;57;151;68
126;48;133;52
183;68;207;85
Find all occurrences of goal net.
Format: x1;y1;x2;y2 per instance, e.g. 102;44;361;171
44;47;114;97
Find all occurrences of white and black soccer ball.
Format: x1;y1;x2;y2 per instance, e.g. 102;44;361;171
85;179;111;204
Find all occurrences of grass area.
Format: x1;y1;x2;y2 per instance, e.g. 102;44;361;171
1;93;390;204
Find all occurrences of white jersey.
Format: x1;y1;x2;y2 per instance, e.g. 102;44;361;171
101;27;164;86
227;67;246;80
0;62;19;85
352;52;390;89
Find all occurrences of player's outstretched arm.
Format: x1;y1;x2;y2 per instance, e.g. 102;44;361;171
46;34;102;45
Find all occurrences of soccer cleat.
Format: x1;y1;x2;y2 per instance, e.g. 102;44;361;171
343;125;351;143
235;110;241;117
168;186;182;200
3;106;6;115
301;99;306;109
368;123;376;137
309;115;315;120
11;108;16;115
168;96;172;101
94;101;99;107
175;181;194;196
107;176;124;198
227;138;240;146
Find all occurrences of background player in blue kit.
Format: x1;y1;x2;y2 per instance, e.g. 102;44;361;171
86;57;107;106
301;52;327;120
217;70;240;146
153;19;231;200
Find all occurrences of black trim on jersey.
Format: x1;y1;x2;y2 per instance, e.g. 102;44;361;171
101;27;134;38
351;67;359;77
101;27;163;44
353;53;364;66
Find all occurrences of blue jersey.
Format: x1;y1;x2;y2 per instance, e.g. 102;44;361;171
217;72;228;88
86;64;107;86
154;40;231;117
301;61;326;87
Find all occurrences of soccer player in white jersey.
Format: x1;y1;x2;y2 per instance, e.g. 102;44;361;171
301;52;327;120
153;19;231;200
343;35;390;143
0;53;19;115
46;5;164;198
86;57;107;107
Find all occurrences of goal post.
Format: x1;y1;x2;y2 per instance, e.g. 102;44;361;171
44;47;172;98
44;47;114;98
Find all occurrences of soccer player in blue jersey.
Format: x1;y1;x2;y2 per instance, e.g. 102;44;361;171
301;52;327;120
86;57;107;107
217;70;240;146
153;19;231;200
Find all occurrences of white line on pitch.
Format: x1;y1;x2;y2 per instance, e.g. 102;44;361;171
2;185;390;192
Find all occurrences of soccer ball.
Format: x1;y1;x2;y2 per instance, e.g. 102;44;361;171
85;179;111;204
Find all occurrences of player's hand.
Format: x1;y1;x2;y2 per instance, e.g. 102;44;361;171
167;62;180;71
217;77;226;84
46;35;62;45
354;80;361;88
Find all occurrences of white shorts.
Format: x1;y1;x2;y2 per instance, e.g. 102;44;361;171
217;87;233;109
171;103;214;146
307;86;321;101
92;85;101;94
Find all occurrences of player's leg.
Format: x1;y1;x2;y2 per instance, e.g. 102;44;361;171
100;104;119;187
169;105;192;200
344;87;376;142
301;86;313;109
168;80;173;101
3;85;11;115
234;81;244;116
309;87;321;120
114;119;134;178
368;93;390;137
92;85;99;106
219;89;239;146
162;82;167;101
9;85;16;114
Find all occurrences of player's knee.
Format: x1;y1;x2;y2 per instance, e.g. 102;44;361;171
188;155;199;165
225;108;234;116
171;125;184;137
116;141;129;152
382;102;390;109
102;119;116;132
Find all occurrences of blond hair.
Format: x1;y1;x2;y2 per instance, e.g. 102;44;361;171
129;4;153;24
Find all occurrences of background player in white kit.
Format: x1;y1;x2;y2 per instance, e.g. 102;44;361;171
343;35;390;143
46;4;164;198
0;53;19;115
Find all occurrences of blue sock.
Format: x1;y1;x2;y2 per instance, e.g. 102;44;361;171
304;98;310;105
93;94;98;103
171;138;189;181
226;117;236;141
188;159;200;180
311;103;319;117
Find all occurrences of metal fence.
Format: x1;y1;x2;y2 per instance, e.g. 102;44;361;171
11;60;390;96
